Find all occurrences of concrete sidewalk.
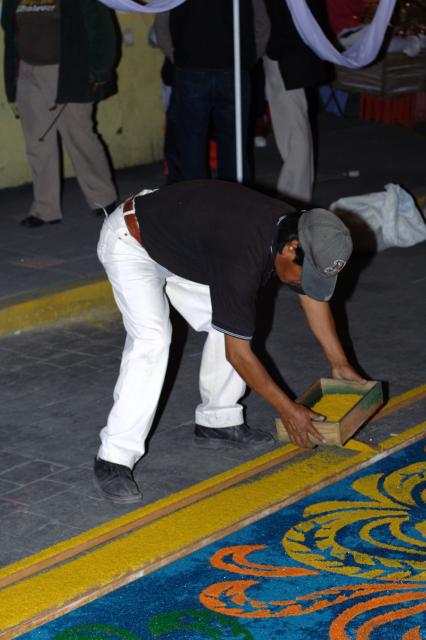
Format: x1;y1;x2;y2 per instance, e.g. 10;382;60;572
0;112;425;569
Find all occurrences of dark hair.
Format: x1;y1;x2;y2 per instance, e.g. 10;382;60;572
276;212;305;265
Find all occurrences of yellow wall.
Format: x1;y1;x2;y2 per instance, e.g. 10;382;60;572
0;13;165;189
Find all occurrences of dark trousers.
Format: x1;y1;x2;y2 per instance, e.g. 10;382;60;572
173;67;250;182
164;91;180;184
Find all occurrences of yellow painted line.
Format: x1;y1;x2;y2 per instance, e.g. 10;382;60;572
343;439;379;454
0;279;115;336
380;420;426;449
380;382;426;413
3;379;422;586
0;444;371;635
0;444;298;585
1;424;425;637
0;385;425;622
0;398;424;637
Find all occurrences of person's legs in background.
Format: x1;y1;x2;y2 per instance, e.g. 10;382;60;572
264;56;313;203
161;58;181;184
250;59;269;148
16;62;63;224
174;68;212;180
164;87;180;184
17;61;116;225
59;102;117;213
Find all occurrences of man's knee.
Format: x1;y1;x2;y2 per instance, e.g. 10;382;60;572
131;324;172;359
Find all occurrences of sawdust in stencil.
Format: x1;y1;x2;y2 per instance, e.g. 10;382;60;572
312;393;363;421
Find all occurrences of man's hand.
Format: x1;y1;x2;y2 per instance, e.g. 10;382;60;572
280;402;325;449
90;70;114;101
92;80;108;94
331;363;367;384
224;335;325;448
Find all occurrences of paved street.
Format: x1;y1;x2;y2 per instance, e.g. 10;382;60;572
0;112;425;568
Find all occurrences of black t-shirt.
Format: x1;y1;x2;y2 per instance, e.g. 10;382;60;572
169;0;256;72
135;181;293;340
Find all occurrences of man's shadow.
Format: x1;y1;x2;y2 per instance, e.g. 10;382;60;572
328;213;377;378
329;219;389;403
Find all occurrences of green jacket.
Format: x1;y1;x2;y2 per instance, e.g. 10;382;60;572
1;0;119;103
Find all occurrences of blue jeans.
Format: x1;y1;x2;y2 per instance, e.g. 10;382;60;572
173;68;250;182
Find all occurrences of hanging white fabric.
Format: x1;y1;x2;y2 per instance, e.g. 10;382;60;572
285;0;397;68
99;0;185;12
99;0;397;69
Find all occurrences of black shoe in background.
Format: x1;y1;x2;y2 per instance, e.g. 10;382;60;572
93;457;142;504
193;423;275;450
20;215;61;228
92;201;117;217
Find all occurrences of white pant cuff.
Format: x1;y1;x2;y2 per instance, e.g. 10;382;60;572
195;409;244;428
97;445;141;469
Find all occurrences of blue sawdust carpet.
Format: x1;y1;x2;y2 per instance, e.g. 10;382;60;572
23;439;426;640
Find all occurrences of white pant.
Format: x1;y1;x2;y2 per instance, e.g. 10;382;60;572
263;56;313;203
97;199;246;468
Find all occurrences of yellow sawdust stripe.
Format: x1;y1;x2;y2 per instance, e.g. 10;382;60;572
2;381;424;589
3;377;424;591
1;422;425;638
0;446;370;636
371;382;426;421
343;439;379;454
380;420;426;449
0;444;299;588
0;278;114;336
0;384;424;607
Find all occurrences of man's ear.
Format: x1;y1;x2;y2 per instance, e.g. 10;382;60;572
281;239;300;255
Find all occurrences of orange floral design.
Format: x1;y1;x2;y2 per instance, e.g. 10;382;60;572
199;452;426;639
210;545;318;578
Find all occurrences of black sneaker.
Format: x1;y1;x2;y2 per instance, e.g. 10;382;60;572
193;423;275;450
93;457;142;504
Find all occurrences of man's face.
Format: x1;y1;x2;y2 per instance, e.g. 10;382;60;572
274;240;303;288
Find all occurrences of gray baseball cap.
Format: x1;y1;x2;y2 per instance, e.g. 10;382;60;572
298;209;353;301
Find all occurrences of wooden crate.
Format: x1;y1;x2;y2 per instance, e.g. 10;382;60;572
276;378;383;446
334;51;426;97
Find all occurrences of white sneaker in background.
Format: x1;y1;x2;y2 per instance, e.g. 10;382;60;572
254;136;267;148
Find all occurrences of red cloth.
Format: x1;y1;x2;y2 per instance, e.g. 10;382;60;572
360;95;417;128
326;0;365;35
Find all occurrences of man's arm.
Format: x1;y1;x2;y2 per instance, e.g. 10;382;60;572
224;334;325;448
80;0;118;72
298;295;365;382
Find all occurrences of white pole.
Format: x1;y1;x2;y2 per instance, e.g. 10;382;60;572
233;0;243;183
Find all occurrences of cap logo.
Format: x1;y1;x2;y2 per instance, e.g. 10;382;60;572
323;259;346;275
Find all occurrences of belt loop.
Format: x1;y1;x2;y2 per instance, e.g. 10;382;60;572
123;197;136;216
123;197;142;245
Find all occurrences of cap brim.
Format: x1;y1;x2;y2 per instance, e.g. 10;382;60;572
301;256;336;302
